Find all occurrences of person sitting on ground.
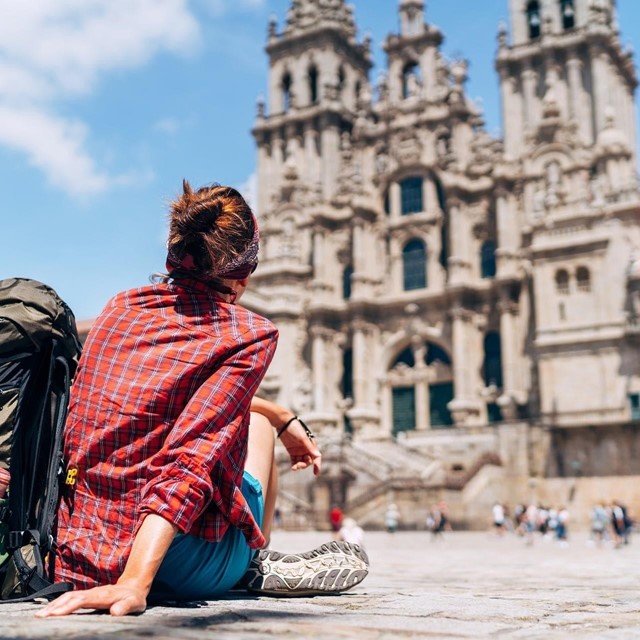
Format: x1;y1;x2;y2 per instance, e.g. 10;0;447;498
37;181;368;618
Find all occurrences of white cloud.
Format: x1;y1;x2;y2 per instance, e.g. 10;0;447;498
0;0;201;196
238;170;258;214
154;117;193;135
0;106;108;196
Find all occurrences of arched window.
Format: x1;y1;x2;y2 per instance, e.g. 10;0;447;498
555;269;570;295
341;348;353;400
282;71;292;112
403;239;427;291
576;266;591;292
308;65;319;104
384;189;391;216
426;343;451;366
560;0;575;30
481;240;497;279
483;332;503;389
402;61;420;99
342;264;354;300
394;346;415;368
400;176;423;214
526;1;541;39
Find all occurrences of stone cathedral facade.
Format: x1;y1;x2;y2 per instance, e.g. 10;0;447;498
244;0;640;529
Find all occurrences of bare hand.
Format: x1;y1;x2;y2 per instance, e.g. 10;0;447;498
279;419;322;476
35;583;147;618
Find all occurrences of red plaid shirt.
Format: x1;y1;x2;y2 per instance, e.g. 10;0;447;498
54;279;278;589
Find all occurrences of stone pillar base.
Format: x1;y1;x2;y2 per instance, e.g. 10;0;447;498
448;399;483;426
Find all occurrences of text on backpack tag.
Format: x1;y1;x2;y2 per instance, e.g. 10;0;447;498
65;466;78;486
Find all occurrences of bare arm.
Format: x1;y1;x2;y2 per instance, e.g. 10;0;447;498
251;397;321;476
36;514;178;617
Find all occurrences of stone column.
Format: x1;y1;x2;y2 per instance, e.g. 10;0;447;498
447;198;471;285
521;63;538;133
310;325;329;412
451;307;470;399
320;114;340;200
413;339;429;431
448;307;480;426
495;186;518;278
501;299;518;394
304;122;319;186
352;320;367;411
390;182;401;219
311;225;326;289
589;44;609;136
566;53;591;145
389;236;402;293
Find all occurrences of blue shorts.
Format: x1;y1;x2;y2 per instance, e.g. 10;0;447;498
150;471;264;601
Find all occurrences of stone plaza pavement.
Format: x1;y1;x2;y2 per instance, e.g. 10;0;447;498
2;529;639;639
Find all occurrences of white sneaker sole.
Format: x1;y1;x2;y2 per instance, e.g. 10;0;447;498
244;541;369;597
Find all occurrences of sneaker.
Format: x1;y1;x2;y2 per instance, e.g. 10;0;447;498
241;541;369;597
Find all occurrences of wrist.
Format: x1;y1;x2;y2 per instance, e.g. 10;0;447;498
116;575;153;595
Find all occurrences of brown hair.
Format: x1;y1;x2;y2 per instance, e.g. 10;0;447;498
166;180;256;281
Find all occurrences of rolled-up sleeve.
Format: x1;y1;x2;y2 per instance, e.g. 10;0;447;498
137;324;278;534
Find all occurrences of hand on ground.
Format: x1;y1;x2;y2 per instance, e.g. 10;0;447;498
35;584;147;617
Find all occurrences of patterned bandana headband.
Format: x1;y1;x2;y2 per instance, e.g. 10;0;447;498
166;213;259;280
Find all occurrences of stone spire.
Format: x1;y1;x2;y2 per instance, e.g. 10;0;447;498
284;0;357;39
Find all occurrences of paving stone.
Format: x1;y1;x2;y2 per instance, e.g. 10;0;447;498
1;531;639;639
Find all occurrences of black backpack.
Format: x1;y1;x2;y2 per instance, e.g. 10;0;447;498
0;278;82;601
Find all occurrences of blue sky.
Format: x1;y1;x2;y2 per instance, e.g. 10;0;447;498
2;0;639;320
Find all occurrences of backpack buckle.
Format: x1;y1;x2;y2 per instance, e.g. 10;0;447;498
8;530;24;551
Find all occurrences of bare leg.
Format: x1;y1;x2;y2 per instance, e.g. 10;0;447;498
244;411;278;544
240;413;369;596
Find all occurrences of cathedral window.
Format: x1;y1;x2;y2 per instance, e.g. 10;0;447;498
435;176;449;269
403;239;427;291
402;61;421;99
341;348;353;401
429;382;454;427
395;346;416;368
400;176;423;214
308;65;319;104
337;65;346;97
343;265;354;300
487;402;503;423
630;393;640;421
426;343;451;366
560;0;575;30
392;387;416;435
481;240;497;279
576;266;591;292
555;269;570;295
526;1;541;39
483;332;503;389
281;71;292;112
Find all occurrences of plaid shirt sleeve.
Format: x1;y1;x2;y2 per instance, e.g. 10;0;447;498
137;325;277;542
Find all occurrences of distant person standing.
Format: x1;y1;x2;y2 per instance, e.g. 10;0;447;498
385;503;400;533
339;518;365;549
329;505;344;538
492;502;506;536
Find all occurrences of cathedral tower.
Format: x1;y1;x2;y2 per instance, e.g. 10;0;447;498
496;0;640;471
